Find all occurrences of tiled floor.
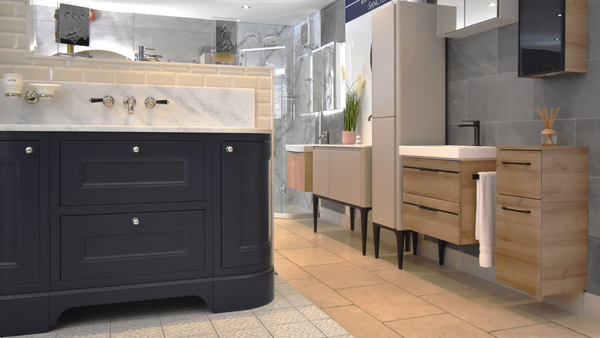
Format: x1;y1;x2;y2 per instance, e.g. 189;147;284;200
274;218;600;338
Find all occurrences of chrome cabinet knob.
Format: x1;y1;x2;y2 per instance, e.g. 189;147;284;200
133;146;140;153
25;146;34;154
226;146;233;153
132;217;140;225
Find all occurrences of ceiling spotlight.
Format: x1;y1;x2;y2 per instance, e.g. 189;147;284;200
242;5;250;9
487;2;497;6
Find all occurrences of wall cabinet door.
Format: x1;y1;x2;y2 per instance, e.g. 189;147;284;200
220;141;271;271
0;141;42;292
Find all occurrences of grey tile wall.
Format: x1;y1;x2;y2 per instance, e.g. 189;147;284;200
446;0;600;296
320;0;345;45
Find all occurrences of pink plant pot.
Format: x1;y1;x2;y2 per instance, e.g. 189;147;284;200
342;131;356;145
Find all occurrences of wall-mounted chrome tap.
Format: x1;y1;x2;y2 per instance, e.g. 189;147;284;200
89;95;114;107
318;131;329;144
145;97;170;108
457;120;481;146
123;96;136;114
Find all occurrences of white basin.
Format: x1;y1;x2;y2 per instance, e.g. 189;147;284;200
285;144;314;153
399;145;497;160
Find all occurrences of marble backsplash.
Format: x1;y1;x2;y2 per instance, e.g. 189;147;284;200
0;82;255;128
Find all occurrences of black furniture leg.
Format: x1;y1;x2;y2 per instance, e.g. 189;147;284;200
395;230;405;269
373;223;381;258
412;231;418;255
438;239;445;265
349;207;355;231
360;208;369;256
312;195;319;233
404;231;411;252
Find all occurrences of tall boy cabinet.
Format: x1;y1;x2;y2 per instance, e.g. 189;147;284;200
371;2;446;256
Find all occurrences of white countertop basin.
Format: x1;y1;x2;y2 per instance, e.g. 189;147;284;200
285;144;315;152
399;145;497;160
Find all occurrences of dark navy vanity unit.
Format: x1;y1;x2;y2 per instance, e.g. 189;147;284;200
0;131;273;337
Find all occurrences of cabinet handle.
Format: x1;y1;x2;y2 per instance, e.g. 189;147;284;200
133;146;140;153
418;205;439;212
501;161;531;166
418;167;439;173
132;217;140;225
226;146;233;153
25;146;34;154
501;206;531;214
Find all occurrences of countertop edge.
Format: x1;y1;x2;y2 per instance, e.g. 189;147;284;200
0;125;272;134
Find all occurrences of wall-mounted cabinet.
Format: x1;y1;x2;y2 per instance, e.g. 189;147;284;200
437;0;518;39
519;0;587;77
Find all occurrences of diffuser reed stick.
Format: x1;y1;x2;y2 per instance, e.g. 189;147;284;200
537;107;560;145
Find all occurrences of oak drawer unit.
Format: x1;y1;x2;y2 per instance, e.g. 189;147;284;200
496;146;588;296
402;157;496;246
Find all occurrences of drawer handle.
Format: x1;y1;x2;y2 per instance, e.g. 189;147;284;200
502;206;531;214
226;146;233;153
133;146;140;153
418;205;440;212
25;146;34;154
418;167;439;173
501;161;531;166
132;217;140;225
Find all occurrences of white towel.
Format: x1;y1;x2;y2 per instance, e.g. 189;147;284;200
476;171;497;268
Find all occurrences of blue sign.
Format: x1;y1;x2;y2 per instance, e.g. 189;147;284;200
346;0;392;23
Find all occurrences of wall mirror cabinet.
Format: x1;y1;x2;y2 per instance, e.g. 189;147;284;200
437;0;518;39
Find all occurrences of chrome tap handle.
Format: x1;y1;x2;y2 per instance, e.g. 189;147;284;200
89;96;114;107
145;98;170;108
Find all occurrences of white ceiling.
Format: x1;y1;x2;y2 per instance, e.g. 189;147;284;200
35;0;336;26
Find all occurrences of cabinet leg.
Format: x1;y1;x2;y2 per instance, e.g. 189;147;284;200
373;224;381;259
360;208;369;256
404;231;411;252
438;239;445;265
395;231;405;269
349;207;355;231
412;231;418;255
312;195;319;233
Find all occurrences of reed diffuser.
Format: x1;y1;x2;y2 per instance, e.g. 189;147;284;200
537;107;559;146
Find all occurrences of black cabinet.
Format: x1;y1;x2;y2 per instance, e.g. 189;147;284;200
0;132;273;337
0;137;48;295
221;140;271;271
519;0;587;77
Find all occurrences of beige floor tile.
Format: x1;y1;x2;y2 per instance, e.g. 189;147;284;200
278;247;347;267
273;251;285;260
287;227;324;241
307;236;362;255
275;219;315;230
372;269;449;296
274;258;312;281
386;313;494;338
517;301;600;337
334;250;398;272
303;262;387;289
286;278;352;309
337;284;445;322
491;322;587;337
274;225;295;237
322;306;401;338
422;292;547;332
273;235;317;250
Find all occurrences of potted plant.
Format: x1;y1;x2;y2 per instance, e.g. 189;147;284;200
341;66;366;144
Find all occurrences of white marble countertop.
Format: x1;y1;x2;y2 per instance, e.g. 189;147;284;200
312;144;372;148
0;124;272;134
399;145;496;160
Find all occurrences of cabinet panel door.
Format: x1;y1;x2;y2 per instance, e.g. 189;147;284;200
329;149;361;206
61;210;206;282
60;140;206;206
0;141;40;288
221;141;271;269
312;148;329;196
372;118;396;227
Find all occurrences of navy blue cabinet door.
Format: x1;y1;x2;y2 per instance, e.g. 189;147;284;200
0;141;41;291
221;141;271;270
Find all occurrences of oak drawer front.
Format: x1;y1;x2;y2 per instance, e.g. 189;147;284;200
402;193;460;244
496;194;541;296
403;158;460;202
60;210;206;282
60;141;206;206
497;150;541;199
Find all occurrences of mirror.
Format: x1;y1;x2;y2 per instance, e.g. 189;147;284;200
437;0;518;39
311;41;344;112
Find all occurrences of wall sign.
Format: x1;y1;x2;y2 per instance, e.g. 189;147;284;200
345;0;392;23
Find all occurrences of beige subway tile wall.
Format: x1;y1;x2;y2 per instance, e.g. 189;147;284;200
0;0;273;129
